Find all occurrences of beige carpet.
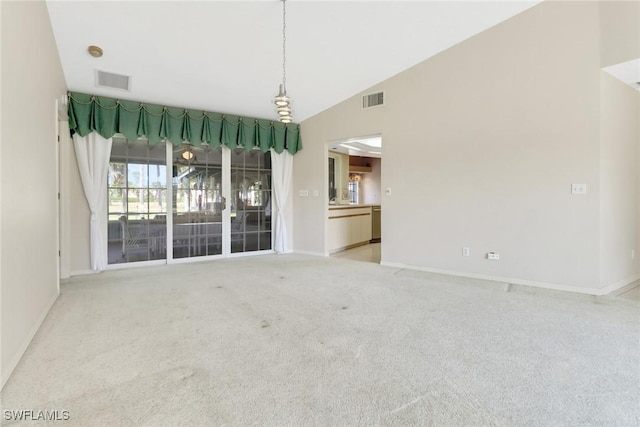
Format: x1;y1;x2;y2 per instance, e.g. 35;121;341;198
2;254;639;426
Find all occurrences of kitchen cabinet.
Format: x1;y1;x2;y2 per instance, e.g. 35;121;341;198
328;206;373;253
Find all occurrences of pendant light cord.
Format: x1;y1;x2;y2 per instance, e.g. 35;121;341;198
274;0;293;123
282;0;287;89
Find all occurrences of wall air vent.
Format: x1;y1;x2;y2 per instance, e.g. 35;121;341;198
362;91;384;109
95;70;131;91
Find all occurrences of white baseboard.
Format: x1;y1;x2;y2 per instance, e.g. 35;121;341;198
604;274;640;296
274;249;294;255
69;269;100;277
379;261;621;296
293;250;326;258
329;241;370;254
1;291;59;390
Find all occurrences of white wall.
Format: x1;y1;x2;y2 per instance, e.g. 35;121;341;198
62;127;92;276
293;141;326;256
599;73;640;286
295;1;633;292
359;157;381;205
0;0;67;388
58;120;93;277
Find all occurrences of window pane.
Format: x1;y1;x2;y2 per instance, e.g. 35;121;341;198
127;189;148;214
150;164;166;187
329;157;336;201
149;189;167;214
109;162;126;187
127;163;148;188
259;232;272;251
108;188;127;215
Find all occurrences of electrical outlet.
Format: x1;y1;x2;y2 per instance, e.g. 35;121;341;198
462;247;470;256
487;252;500;260
632;249;635;260
571;184;587;195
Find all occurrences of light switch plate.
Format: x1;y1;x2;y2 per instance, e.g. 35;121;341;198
298;189;309;197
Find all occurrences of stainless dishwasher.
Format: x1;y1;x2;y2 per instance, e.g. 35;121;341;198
371;206;381;242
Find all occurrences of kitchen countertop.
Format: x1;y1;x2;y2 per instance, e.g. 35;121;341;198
328;204;380;209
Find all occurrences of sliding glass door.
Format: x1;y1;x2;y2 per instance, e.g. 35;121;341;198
107;137;272;266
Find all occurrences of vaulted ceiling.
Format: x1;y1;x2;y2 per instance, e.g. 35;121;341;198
46;0;540;123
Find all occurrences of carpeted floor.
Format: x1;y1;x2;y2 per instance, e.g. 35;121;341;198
2;254;639;426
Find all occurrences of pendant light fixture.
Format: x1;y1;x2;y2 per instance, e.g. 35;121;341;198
274;0;293;123
182;150;194;161
177;144;196;164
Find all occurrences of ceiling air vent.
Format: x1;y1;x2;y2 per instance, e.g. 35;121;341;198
95;70;131;91
362;91;384;109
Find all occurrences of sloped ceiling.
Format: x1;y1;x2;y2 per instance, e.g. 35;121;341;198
46;0;540;123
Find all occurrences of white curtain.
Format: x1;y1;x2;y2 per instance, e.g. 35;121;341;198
270;149;293;253
73;133;113;271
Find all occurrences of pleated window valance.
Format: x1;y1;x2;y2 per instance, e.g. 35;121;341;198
67;91;302;154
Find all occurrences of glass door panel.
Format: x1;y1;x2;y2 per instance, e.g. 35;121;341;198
108;138;167;264
230;148;272;253
172;145;223;259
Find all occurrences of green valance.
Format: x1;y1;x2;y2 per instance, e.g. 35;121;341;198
67;91;302;155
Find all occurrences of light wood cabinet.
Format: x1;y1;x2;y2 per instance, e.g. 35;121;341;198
328;215;350;250
328;206;372;253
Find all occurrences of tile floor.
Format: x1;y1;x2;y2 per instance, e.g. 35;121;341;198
331;242;381;264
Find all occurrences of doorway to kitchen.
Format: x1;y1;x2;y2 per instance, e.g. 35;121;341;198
326;134;382;264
